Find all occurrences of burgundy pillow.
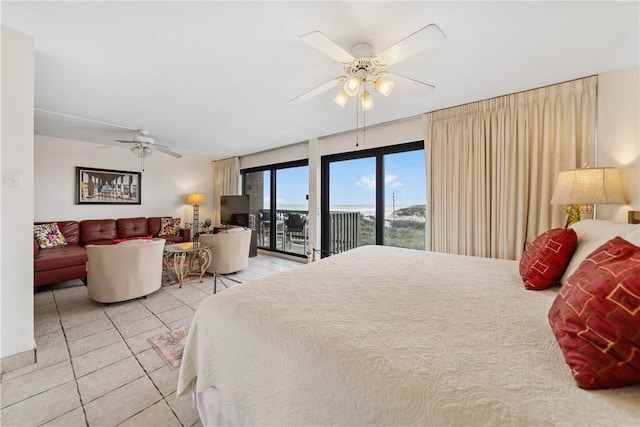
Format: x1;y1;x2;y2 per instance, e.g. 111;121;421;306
113;235;153;244
519;228;577;290
548;236;640;389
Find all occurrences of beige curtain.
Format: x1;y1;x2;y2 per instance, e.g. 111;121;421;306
211;157;240;226
424;76;597;260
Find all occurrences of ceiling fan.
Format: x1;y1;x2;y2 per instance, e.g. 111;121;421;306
34;108;182;159
289;24;446;110
114;129;182;159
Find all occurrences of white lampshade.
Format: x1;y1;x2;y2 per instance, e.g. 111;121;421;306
374;76;395;97
550;167;626;204
361;90;374;111
343;77;361;97
334;90;349;108
186;193;205;205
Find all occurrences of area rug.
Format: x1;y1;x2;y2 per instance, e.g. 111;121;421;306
148;325;189;370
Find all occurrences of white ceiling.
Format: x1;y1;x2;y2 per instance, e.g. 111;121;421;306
2;1;639;160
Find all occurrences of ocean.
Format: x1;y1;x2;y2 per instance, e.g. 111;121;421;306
279;204;412;218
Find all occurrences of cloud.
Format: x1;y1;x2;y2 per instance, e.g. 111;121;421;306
355;175;376;190
385;174;402;188
355;174;402;190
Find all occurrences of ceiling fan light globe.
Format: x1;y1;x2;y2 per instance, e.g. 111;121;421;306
334;90;349;108
344;77;360;96
130;146;152;158
374;77;395;97
361;90;374;111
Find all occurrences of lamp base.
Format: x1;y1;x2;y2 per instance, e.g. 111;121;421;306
579;204;594;221
192;205;200;243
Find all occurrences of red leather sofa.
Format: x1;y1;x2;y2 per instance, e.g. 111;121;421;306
34;217;190;288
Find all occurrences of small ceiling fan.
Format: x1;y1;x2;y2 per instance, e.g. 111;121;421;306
289;24;446;110
114;129;182;159
34;108;183;159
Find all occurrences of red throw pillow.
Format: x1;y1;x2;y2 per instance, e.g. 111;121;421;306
519;228;577;290
548;236;640;389
113;235;153;244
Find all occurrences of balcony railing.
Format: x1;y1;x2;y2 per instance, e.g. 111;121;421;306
254;209;362;256
328;211;361;254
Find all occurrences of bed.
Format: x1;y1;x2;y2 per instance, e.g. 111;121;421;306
177;220;640;426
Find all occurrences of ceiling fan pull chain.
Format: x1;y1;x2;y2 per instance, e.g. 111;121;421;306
355;96;359;147
363;102;366;149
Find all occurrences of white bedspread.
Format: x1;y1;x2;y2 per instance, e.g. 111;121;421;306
177;245;640;426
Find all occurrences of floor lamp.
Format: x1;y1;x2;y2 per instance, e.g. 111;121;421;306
187;193;205;243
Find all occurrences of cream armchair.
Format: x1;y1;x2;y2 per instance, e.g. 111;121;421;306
85;238;166;303
199;228;252;275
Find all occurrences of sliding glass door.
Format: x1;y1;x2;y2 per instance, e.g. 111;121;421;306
276;165;309;255
243;160;309;257
244;169;271;248
328;157;377;251
321;141;425;256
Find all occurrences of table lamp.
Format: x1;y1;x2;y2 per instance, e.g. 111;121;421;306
550;167;626;225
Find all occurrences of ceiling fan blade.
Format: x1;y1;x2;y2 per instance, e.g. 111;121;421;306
153;145;182;158
35;108;138;131
114;139;138;144
375;24;446;67
388;72;436;93
300;31;355;64
288;76;346;105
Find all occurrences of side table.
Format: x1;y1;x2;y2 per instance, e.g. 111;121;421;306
163;242;213;288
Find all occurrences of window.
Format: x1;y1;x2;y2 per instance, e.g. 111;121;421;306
321;141;425;256
383;149;426;249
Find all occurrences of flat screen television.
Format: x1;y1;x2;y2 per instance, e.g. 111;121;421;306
220;195;249;227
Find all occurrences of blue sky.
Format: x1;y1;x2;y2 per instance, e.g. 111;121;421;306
269;149;426;207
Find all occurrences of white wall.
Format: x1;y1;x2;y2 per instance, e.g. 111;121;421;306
34;135;214;226
1;26;35;358
240;141;308;170
596;65;640;222
318;116;423;157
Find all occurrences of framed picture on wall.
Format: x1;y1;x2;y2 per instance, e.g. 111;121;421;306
76;166;141;205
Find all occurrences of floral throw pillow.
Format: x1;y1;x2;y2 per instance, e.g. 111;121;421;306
33;222;68;248
159;218;181;236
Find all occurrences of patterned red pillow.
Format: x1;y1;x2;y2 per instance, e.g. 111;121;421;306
548;236;640;389
113;235;153;244
519;228;577;290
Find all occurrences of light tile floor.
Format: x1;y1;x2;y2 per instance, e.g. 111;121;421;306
1;254;303;427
